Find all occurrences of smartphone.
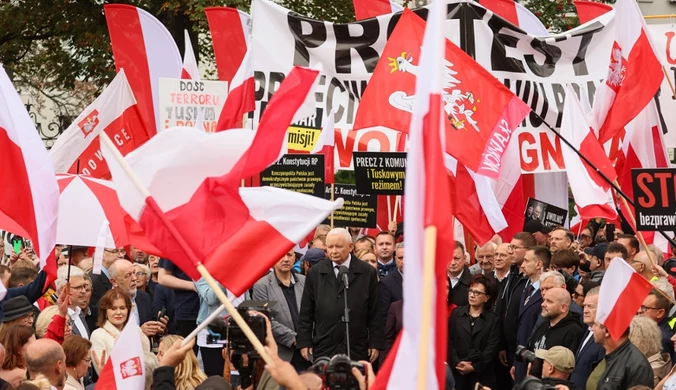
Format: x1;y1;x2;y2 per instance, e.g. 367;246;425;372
12;239;22;255
157;307;166;321
606;223;616;242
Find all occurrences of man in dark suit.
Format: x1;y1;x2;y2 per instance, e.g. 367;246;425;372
109;260;167;337
252;249;307;370
449;240;470;307
570;287;605;389
513;246;548;383
298;228;384;363
379;242;404;319
88;248;118;306
55;266;91;339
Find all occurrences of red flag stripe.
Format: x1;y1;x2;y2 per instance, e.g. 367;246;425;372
353;0;393;19
205;7;249;85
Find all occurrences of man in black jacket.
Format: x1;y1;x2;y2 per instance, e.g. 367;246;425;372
89;247;119;306
298;228;384;363
449;240;470;307
588;321;653;389
570;287;605;389
379;242;404;319
527;287;584;378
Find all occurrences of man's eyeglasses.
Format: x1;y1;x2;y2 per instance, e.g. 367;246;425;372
639;305;662;312
70;284;89;292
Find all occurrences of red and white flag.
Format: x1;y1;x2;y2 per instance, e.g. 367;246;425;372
353;0;402;19
216;48;254;131
104;4;183;137
205;7;250;86
592;0;662;143
103;67;340;295
310;110;336;184
374;0;453;387
445;155;507;246
574;1;613;24
561;86;618;220
96;315;145;389
181;30;200;80
0;65;59;282
353;9;530;180
479;0;549;35
596;258;652;339
49;70;147;179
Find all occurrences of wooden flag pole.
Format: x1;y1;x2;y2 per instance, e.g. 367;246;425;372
393;196;400;223
99;132;273;366
330;183;335;229
662;66;676;100
416;225;438;390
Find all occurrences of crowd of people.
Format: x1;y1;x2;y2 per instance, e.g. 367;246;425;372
0;219;673;390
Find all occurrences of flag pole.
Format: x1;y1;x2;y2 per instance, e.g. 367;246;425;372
416;225;437;390
662;67;676;100
98;132;274;366
533;111;676;249
393;196;400;223
330;183;335;229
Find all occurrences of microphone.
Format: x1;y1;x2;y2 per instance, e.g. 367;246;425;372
339;265;350;289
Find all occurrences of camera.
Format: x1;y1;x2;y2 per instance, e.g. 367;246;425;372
311;354;365;390
205;300;270;356
513;376;558;390
515;345;537;364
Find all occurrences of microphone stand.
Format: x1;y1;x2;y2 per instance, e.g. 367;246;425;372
341;269;351;359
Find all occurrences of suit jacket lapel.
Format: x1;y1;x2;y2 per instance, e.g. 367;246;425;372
269;274;293;326
521;290;542;315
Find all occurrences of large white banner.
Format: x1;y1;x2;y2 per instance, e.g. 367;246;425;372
252;0;676;173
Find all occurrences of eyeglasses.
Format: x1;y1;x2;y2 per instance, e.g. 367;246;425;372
468;289;487;296
572;292;584;299
83;357;92;364
135;272;147;277
509;245;527;251
579;234;591;239
640;305;662;312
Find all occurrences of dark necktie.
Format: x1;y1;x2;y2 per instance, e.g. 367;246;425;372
335;265;341;279
524;284;534;306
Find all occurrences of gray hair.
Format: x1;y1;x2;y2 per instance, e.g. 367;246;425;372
475;242;497;257
134;263;151;278
540;270;566;286
143;352;159;390
109;259;133;280
629;316;663;357
652;277;675;302
56;265;85;291
327;228;352;243
396;242;404;250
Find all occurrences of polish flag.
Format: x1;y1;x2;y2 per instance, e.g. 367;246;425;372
614;99;670;247
49;70;147;179
0;65;59;283
374;0;454;387
490;135;526;242
596;258;652;339
445;155;507;246
310;111;336;184
96;314;145;389
479;0;549;36
353;0;402;19
181;30;200;80
216;48;254;131
561;86;618;220
592;0;662;143
104;4;183;137
103;67;340;295
574;1;613;24
205;7;250;86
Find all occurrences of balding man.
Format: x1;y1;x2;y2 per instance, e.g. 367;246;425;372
25;339;67;389
471;242;496;275
632;251;657;281
526;287;584;379
298;228;384;363
110;259;166;337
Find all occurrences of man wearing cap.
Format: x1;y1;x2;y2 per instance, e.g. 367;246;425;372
524;220;552;247
299;248;325;275
535;346;578;389
252;248;307;370
1;296;35;327
585;243;608;283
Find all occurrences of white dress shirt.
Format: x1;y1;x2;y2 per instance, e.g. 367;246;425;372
333;257;352;277
68;307;89;339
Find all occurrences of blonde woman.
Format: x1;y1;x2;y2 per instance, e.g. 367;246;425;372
630;316;672;385
356;249;378;271
157;335;207;390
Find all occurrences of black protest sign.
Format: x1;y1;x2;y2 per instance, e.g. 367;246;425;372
632;168;676;230
260;154;324;198
323;184;377;228
524;198;568;228
353;152;406;195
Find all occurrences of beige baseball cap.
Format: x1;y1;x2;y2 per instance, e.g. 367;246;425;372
535;346;575;373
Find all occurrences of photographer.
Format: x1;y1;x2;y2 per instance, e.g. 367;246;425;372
534;346;579;389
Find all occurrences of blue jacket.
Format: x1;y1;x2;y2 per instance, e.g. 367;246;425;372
0;270;47;320
570;329;606;389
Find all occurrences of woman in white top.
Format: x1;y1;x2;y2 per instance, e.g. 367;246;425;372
90;288;150;373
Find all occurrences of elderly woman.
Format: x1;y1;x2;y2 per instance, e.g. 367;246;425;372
63;335;92;390
157;335;207;390
0;324;36;387
630;316;672;385
134;263;152;297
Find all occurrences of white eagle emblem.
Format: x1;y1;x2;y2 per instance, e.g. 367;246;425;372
387;49;480;132
606;44;626;90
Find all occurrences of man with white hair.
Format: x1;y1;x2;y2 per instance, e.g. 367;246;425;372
56;266;91;339
298;228;384;363
109;259;166;337
470;242;496;275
